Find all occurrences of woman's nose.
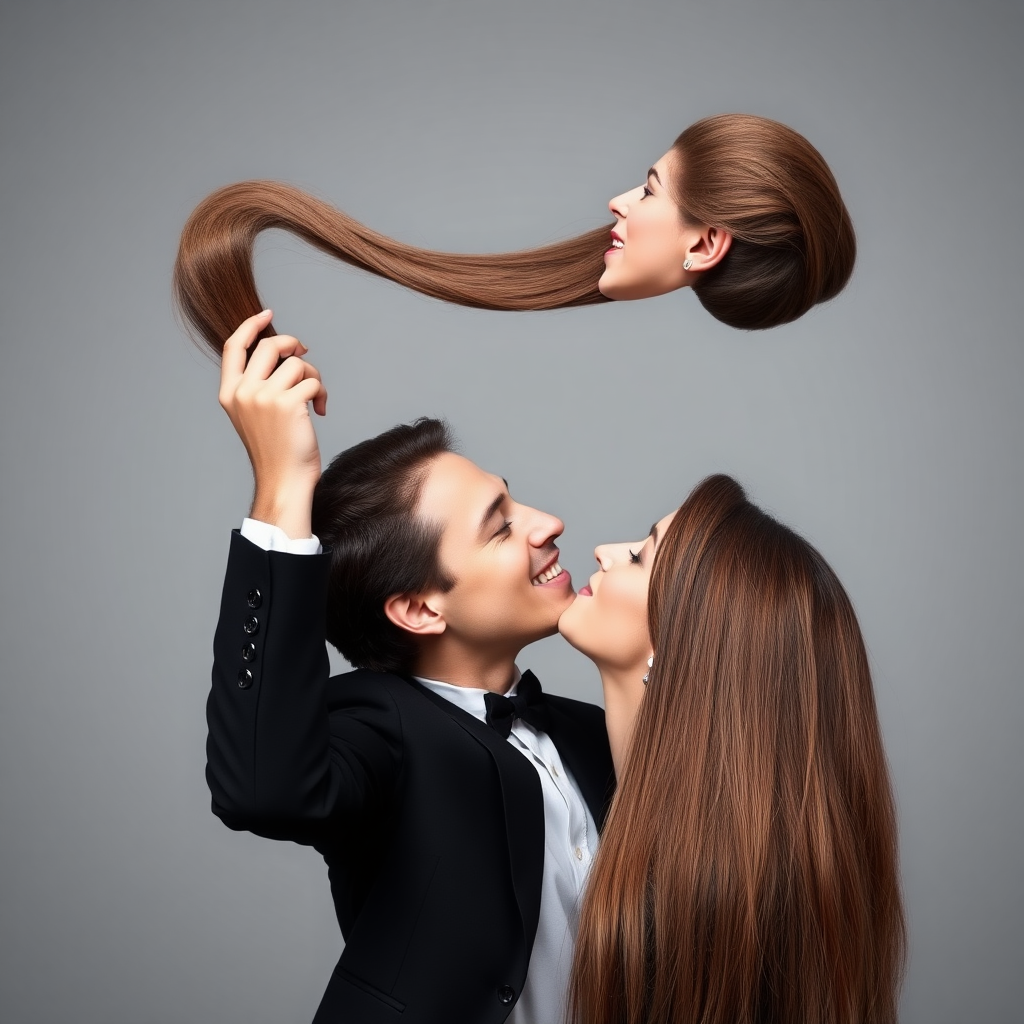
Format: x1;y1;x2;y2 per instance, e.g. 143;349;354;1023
594;542;629;570
608;185;643;217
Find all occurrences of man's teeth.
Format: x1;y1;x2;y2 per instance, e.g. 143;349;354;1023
611;239;624;248
532;562;563;585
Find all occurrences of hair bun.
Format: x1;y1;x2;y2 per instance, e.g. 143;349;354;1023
675;114;855;330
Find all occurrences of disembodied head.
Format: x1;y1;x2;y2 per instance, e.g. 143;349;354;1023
599;113;856;329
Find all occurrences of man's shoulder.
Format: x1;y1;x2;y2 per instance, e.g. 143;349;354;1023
543;690;607;727
325;667;411;706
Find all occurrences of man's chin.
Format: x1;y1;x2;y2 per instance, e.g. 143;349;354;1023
519;617;565;647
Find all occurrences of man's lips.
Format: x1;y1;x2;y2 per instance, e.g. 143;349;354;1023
531;554;570;587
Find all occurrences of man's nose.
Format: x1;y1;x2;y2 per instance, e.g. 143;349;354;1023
527;508;564;547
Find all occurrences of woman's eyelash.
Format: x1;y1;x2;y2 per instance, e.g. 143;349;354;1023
629;548;642;564
641;185;653;198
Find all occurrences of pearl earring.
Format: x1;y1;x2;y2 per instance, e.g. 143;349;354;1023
642;655;653;684
683;259;693;270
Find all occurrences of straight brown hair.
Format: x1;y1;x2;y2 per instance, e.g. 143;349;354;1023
173;179;610;356
173;115;854;354
569;476;905;1024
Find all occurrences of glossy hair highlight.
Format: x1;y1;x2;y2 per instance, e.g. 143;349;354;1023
569;475;905;1024
672;114;856;329
172;116;853;352
173;179;610;356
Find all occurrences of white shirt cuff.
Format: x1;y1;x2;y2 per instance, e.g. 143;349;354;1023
241;518;322;555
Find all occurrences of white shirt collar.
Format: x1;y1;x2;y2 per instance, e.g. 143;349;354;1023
414;666;522;724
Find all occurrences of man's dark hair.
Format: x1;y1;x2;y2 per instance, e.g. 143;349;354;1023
311;417;457;674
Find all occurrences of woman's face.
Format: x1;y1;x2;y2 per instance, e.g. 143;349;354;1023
559;510;677;673
598;150;692;301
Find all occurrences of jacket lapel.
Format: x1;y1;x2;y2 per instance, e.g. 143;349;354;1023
400;677;545;953
543;697;616;832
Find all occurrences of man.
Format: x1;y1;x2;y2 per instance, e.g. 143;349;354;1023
207;311;614;1023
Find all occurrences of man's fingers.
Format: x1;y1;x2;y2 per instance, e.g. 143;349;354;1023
242;333;309;383
267;355;322;392
291;376;327;411
220;310;273;393
218;314;327;422
285;361;328;416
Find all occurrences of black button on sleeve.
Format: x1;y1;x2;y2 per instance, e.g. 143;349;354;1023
246;588;262;609
243;615;259;635
237;668;253;689
497;985;515;1005
240;642;256;663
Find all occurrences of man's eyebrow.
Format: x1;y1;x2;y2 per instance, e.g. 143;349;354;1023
647;167;662;185
478;482;510;537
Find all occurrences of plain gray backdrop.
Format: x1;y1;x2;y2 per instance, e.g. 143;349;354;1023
1;1;1021;1021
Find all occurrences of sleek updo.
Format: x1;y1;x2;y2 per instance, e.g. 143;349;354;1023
670;114;856;330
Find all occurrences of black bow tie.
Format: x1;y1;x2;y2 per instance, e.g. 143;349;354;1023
483;670;549;739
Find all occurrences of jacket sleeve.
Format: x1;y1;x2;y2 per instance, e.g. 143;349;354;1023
206;531;403;842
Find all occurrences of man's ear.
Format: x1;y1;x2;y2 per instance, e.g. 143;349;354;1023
683;224;732;273
384;591;447;637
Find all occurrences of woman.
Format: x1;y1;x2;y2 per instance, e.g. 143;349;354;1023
558;475;906;1024
174;114;855;354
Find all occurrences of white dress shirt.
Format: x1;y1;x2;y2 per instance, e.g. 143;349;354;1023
239;519;596;1022
416;674;596;1024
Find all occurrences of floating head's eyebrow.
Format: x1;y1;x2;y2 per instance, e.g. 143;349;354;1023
647;167;662;185
650;522;659;547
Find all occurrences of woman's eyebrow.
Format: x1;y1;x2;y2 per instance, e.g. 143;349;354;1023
647;167;662;185
649;523;659;546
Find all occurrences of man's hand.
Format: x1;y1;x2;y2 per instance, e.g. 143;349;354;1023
219;310;328;539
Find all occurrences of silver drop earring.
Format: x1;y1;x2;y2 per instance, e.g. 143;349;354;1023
683;258;693;270
642;655;653;684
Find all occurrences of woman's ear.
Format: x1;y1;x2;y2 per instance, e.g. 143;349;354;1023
384;592;447;637
684;224;732;274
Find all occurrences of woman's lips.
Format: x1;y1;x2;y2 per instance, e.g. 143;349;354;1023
578;585;593;597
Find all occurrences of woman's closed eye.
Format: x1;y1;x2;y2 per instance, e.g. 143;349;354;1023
629;548;642;565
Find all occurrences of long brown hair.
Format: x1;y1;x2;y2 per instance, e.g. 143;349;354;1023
173;115;853;355
569;475;905;1024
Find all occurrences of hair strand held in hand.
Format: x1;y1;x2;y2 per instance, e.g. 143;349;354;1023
173;180;611;357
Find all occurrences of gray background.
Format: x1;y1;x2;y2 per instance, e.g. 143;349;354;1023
1;1;1021;1020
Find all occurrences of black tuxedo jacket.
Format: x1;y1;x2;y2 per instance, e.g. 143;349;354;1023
207;532;615;1023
